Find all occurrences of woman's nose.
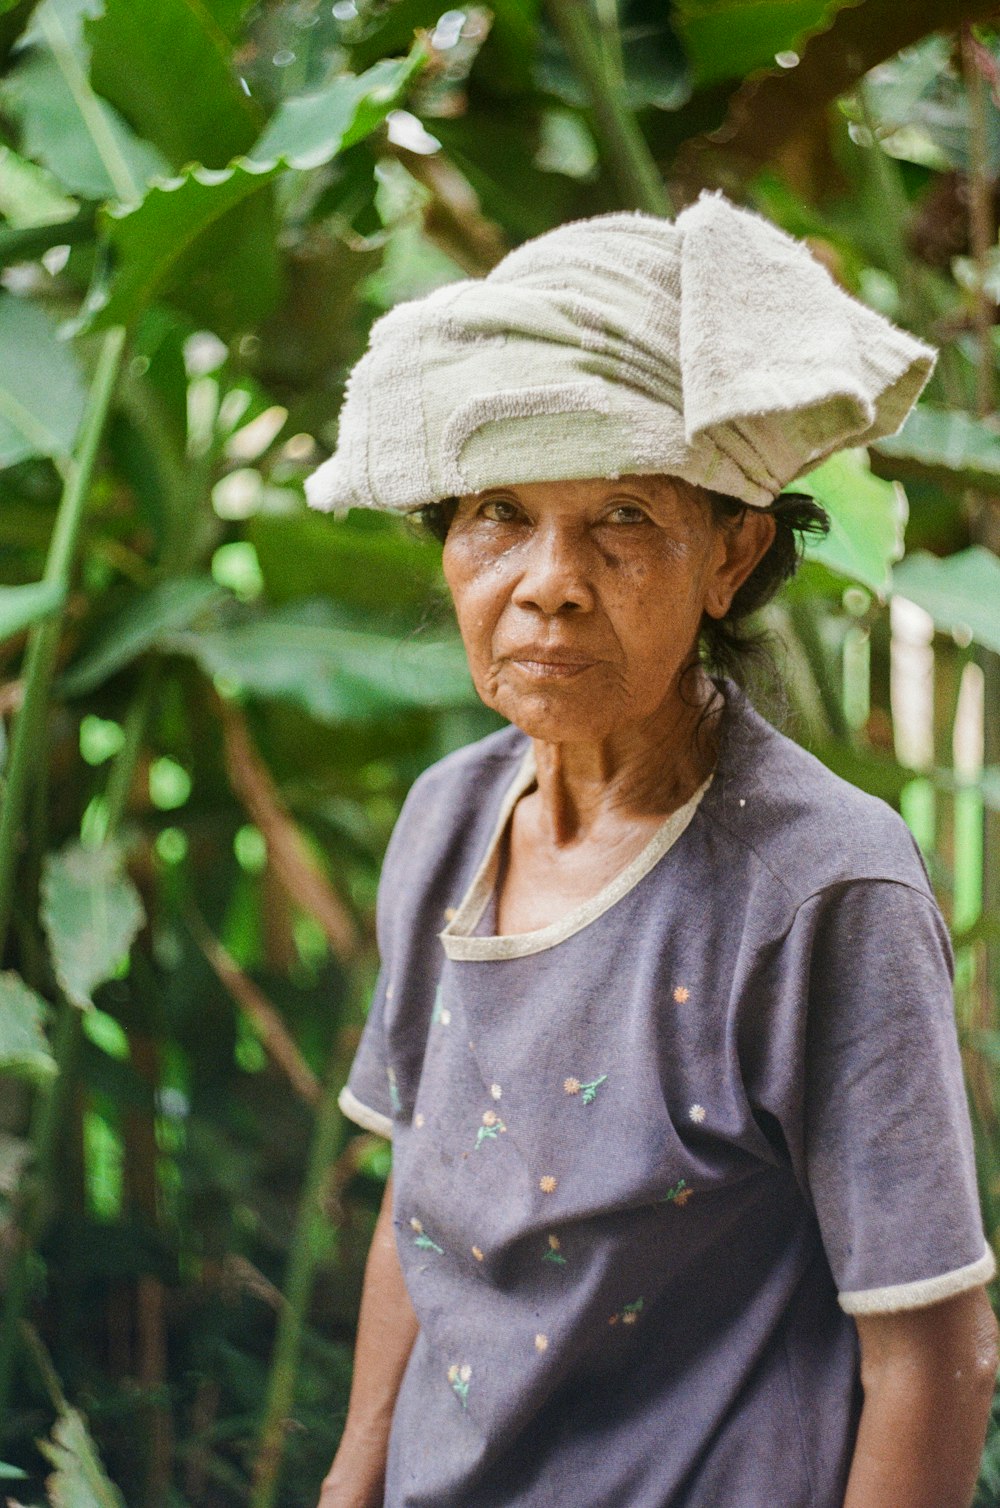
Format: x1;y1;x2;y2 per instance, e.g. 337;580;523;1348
510;525;595;616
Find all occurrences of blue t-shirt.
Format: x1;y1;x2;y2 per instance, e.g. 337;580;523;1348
340;681;994;1508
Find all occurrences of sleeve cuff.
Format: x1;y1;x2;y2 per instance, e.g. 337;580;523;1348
838;1246;996;1315
339;1085;393;1140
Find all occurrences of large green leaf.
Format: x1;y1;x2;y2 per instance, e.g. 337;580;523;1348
41;841;145;1011
59;576;224;695
246;49;428;170
248;513;445;612
39;1405;127;1508
0;19;169;202
0;579;65;640
0;971;56;1084
675;0;849;87
872;405;1000;494
163;599;475;723
0;294;86;467
71;161;279;334
794;448;907;596
892;547;1000;656
87;0;260;172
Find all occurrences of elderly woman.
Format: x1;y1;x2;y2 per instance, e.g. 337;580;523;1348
307;194;998;1508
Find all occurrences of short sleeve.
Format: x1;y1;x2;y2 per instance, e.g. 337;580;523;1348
338;966;394;1139
802;880;994;1314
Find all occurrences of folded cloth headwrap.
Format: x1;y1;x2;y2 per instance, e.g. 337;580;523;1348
305;190;935;513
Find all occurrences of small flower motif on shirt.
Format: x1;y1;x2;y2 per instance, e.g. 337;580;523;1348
448;1363;471;1408
539;1174;558;1194
543;1233;567;1265
431;983;451;1026
689;1103;706;1124
386;1066;402;1115
563;1074;607;1104
490;1083;502;1100
409;1216;443;1254
609;1297;645;1326
673;985;690;1003
662;1178;692;1207
471;1245;484;1262
475;1109;508;1148
414;1112;425;1129
534;1333;549;1353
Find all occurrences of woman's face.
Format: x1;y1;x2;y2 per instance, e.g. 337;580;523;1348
441;475;775;745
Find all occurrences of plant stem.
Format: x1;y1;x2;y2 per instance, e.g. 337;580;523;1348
0;325;127;957
249;1040;348;1508
544;0;672;216
0;999;82;1434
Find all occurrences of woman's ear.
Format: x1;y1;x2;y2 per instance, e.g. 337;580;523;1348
704;509;776;620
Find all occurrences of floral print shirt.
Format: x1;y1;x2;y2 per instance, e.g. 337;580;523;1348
339;681;994;1508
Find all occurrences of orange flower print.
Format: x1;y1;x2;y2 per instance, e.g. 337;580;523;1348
475;1108;508;1148
543;1233;567;1266
673;985;690;1003
471;1246;484;1262
564;1073;607;1104
448;1363;471;1408
409;1216;443;1255
662;1178;692;1207
539;1174;558;1194
610;1297;645;1326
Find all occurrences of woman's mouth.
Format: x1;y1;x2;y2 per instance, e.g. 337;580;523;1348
507;657;596;680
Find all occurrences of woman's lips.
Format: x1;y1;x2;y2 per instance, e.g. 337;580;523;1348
507;657;597;680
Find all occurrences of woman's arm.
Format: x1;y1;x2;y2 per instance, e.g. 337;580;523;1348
318;1172;418;1508
843;1285;999;1508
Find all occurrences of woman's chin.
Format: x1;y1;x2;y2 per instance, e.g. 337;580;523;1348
485;686;626;745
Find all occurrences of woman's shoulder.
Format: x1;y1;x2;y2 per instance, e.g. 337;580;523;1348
704;683;934;908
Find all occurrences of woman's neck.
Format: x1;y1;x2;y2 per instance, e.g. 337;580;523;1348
526;671;723;847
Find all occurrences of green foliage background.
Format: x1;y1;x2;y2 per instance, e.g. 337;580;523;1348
0;0;999;1503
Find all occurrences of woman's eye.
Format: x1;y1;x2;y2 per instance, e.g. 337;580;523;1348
604;504;648;525
479;498;521;523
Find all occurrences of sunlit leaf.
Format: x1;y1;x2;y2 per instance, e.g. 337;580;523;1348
0;294;86;467
794;448;907;596
0;971;56;1084
0;24;168;202
0;580;65;640
164;599;475;723
87;0;260;172
41;843;145;1011
893;547;1000;655
247;49;428;170
39;1405;127;1508
0;143;77;226
873;405;1000;493
59;576;224;695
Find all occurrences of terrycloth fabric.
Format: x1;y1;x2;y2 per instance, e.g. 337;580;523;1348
305;191;935;514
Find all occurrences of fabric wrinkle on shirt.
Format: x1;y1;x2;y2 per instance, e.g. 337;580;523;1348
338;679;994;1508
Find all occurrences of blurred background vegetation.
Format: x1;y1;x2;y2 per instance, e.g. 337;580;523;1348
0;0;999;1502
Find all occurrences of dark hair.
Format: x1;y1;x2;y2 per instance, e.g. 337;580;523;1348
413;486;830;690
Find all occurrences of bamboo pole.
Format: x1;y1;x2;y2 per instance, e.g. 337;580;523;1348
249;1037;350;1508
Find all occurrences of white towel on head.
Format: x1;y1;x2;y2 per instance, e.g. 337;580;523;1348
305;190;935;514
